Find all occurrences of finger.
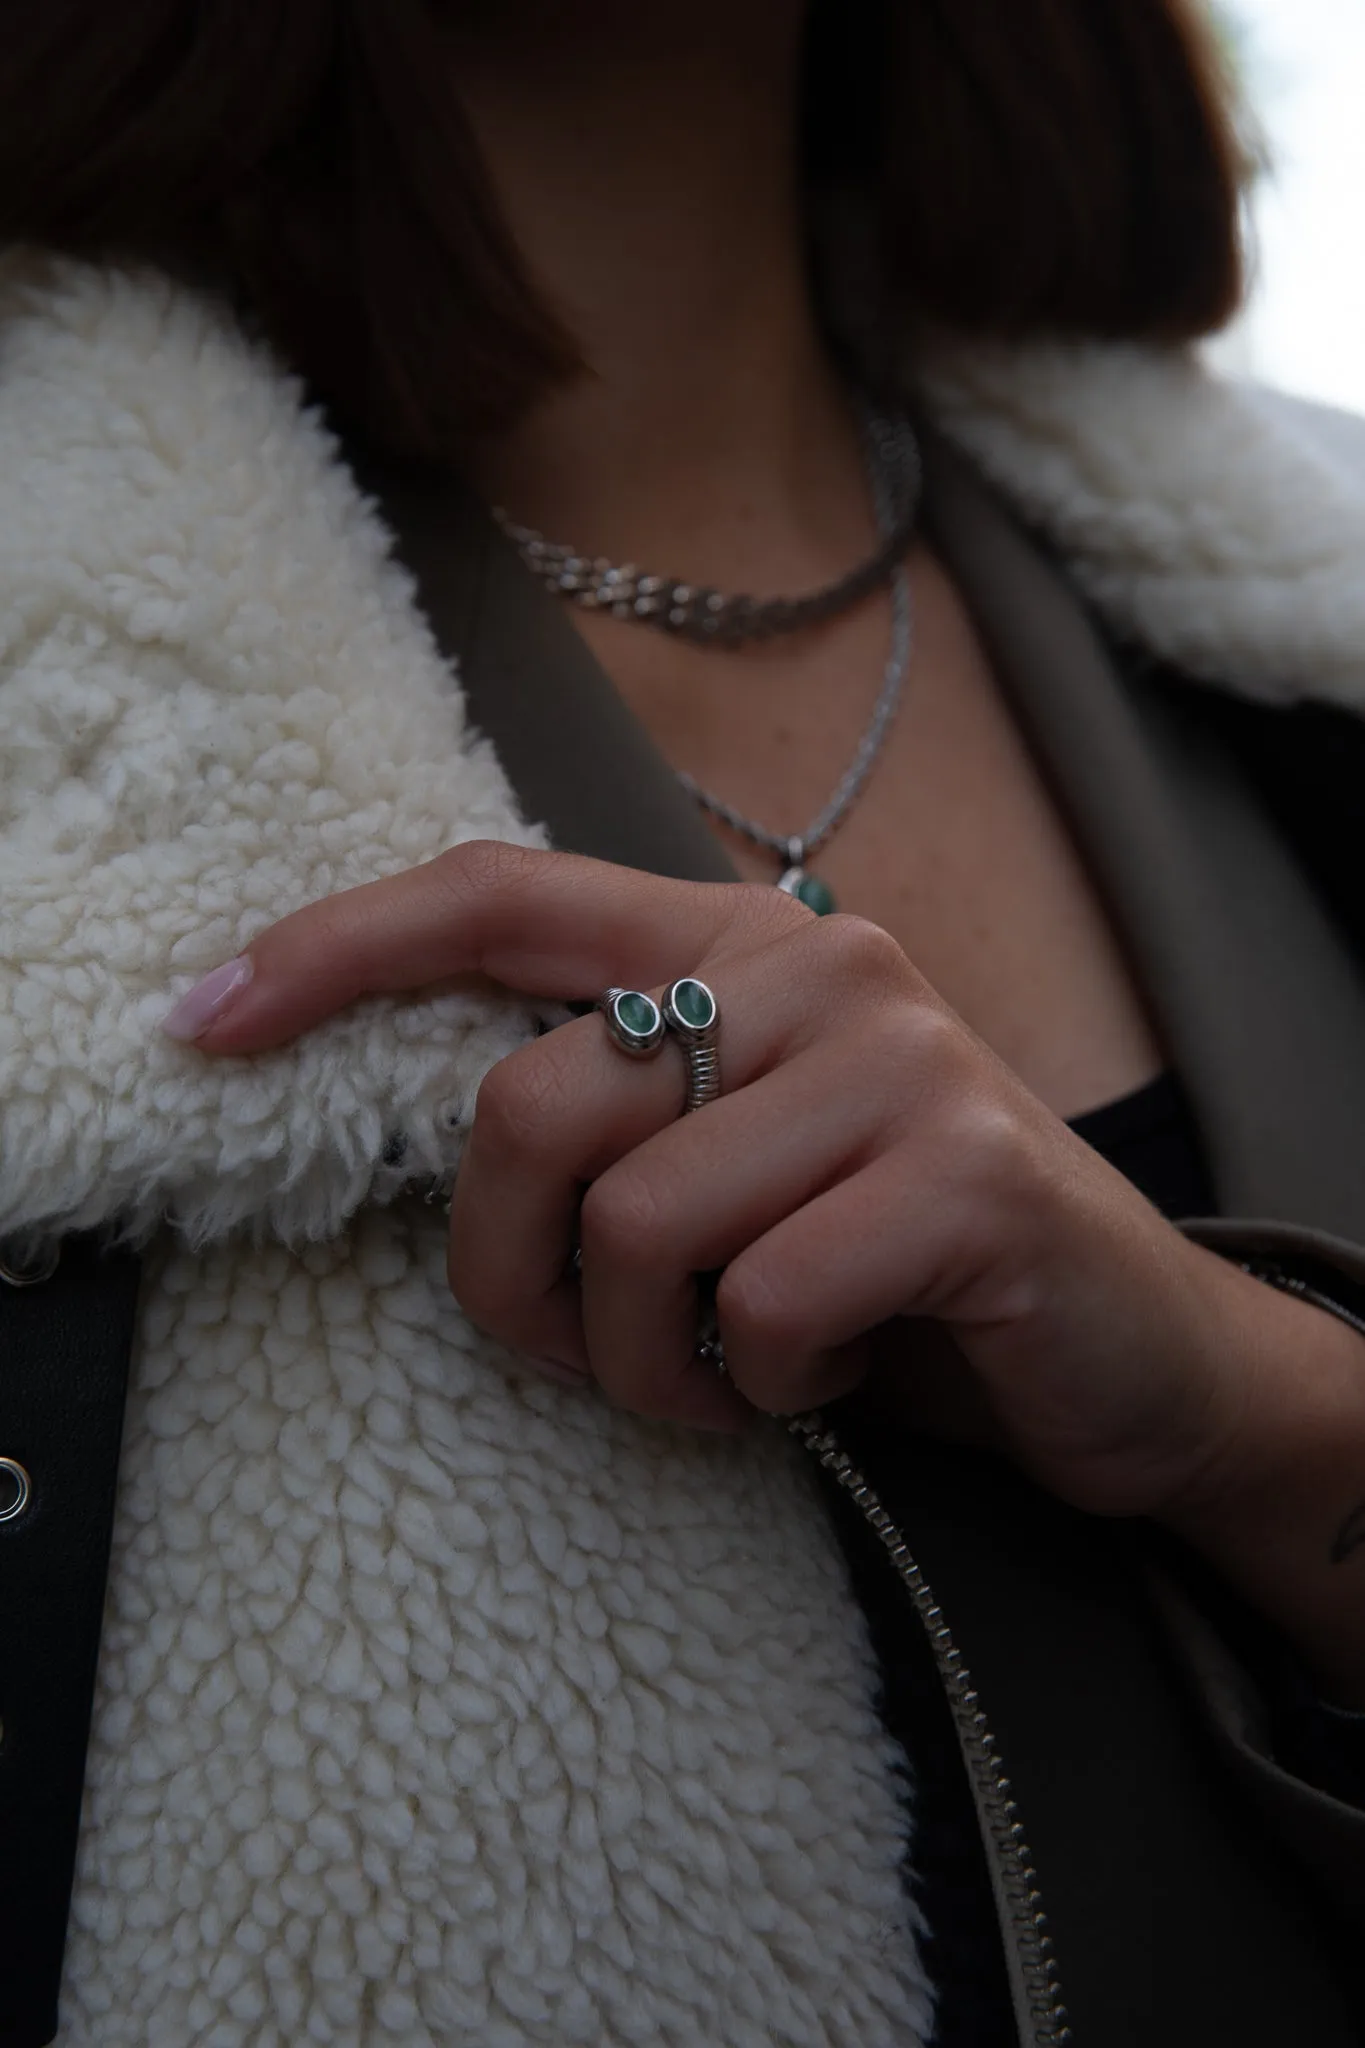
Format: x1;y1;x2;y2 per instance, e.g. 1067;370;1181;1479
177;840;800;1053
445;1009;687;1376
447;945;856;1377
717;1150;967;1414
577;1045;887;1424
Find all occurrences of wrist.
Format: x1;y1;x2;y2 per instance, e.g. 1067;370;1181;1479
1156;1245;1365;1703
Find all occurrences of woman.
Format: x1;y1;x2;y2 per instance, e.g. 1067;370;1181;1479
0;1;1363;2043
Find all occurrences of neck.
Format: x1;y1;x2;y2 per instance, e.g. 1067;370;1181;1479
446;3;876;584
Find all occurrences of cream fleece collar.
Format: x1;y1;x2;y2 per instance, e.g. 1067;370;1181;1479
919;336;1365;711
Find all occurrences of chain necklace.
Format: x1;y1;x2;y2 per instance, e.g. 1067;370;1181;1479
679;551;910;913
494;410;920;649
496;409;919;913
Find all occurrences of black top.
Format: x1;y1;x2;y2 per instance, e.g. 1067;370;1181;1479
1068;1069;1217;1221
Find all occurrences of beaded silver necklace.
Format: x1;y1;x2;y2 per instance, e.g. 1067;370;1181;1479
495;410;919;913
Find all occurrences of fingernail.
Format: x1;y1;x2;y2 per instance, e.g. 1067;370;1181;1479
161;956;254;1041
531;1357;591;1388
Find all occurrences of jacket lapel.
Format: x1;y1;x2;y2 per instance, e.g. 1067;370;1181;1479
921;433;1365;1239
358;450;736;883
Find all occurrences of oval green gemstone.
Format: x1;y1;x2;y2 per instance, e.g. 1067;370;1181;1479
671;977;716;1030
796;874;837;916
615;991;659;1037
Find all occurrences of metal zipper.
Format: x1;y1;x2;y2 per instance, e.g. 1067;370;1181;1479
1236;1257;1365;1341
789;1411;1073;2048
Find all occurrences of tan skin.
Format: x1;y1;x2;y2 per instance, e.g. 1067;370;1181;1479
164;1;1365;1699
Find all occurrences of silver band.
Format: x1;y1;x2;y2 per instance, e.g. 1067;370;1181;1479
661;978;721;1114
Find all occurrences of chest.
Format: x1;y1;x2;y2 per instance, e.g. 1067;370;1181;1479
573;545;1163;1120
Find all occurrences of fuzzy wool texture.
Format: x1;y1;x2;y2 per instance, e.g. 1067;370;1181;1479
0;258;931;2047
65;1210;925;2048
920;338;1365;710
0;255;539;1248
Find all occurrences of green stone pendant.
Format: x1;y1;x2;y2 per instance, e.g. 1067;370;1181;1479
778;865;837;916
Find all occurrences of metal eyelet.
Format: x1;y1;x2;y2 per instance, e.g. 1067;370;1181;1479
0;1241;60;1287
0;1458;32;1524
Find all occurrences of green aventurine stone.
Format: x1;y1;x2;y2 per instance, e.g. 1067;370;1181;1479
616;991;658;1036
671;978;716;1030
796;873;837;916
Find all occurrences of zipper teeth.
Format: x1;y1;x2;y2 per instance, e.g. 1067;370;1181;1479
1239;1258;1365;1341
789;1412;1074;2048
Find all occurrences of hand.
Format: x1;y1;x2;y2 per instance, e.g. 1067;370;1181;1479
165;840;1309;1527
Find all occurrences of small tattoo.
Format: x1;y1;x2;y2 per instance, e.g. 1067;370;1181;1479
1330;1500;1365;1566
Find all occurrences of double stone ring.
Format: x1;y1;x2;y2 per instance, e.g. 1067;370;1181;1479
599;977;721;1114
594;978;728;1372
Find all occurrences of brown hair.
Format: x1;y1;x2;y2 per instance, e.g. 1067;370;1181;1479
0;0;1246;458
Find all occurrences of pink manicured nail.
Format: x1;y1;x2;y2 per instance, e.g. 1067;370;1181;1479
161;956;254;1041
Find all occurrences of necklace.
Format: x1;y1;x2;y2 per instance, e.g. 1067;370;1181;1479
494;410;921;648
497;408;919;913
678;551;911;914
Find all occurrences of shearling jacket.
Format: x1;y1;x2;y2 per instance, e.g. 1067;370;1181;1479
1;253;1364;2048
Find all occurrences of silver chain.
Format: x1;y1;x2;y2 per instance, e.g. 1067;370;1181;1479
497;407;919;902
678;552;910;879
494;409;920;649
677;412;915;895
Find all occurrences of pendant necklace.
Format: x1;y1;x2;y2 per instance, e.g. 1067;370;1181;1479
493;406;920;914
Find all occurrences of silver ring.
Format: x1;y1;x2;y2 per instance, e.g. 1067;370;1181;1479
662;977;721;1114
598;987;666;1059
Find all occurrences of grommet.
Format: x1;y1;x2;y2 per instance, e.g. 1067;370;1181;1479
0;1241;60;1287
0;1458;32;1524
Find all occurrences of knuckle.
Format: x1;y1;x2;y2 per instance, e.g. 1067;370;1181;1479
428;838;546;923
843;990;961;1100
889;995;961;1069
958;1092;1032;1165
579;1169;670;1271
716;1260;804;1358
473;1046;572;1156
812;913;913;990
731;879;808;939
